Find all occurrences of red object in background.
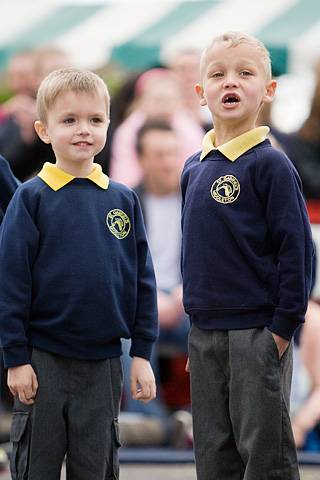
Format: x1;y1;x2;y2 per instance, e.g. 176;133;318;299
307;200;320;224
160;354;190;409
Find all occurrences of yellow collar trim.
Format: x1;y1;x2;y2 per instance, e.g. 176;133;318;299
38;162;109;191
200;126;270;162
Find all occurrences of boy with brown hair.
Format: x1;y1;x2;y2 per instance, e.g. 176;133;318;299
0;68;158;480
181;32;314;479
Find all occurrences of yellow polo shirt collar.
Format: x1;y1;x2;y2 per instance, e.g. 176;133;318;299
38;162;109;191
200;126;270;162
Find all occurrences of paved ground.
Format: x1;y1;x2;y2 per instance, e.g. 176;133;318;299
1;463;320;479
1;440;319;479
119;465;320;480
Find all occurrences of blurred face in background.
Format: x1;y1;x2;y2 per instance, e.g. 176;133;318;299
139;77;183;122
33;48;71;90
7;52;37;97
7;48;71;99
166;49;203;122
138;128;181;195
170;50;201;89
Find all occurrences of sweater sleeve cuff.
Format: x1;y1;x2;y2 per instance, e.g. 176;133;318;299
268;314;304;341
2;345;31;369
129;337;154;361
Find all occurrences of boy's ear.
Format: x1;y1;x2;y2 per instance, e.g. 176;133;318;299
263;79;277;104
34;120;51;144
195;83;207;107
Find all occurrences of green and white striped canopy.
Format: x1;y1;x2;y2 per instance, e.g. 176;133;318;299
1;0;320;75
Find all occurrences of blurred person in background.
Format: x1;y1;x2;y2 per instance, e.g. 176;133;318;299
95;73;140;175
110;67;204;187
0;50;38;159
258;102;320;451
290;255;320;451
259;62;320;206
256;101;283;150
291;298;320;450
276;62;320;202
32;46;71;85
1;49;37;100
164;47;211;131
0;47;71;180
120;120;191;448
0;155;19;222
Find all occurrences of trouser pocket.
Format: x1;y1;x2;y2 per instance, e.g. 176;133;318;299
10;412;30;480
106;418;122;480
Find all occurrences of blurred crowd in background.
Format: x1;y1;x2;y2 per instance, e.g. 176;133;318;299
0;39;320;455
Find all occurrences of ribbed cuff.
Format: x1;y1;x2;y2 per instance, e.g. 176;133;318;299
2;345;31;369
129;337;154;361
268;314;303;341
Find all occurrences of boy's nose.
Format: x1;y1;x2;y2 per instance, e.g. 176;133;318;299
223;75;239;88
76;123;90;135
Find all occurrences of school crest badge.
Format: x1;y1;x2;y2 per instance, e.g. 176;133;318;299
211;175;240;204
106;209;131;239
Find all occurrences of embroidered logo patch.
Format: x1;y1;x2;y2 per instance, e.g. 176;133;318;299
106;209;131;239
211;175;240;204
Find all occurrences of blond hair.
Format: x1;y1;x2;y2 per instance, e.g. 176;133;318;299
36;67;110;123
200;31;272;81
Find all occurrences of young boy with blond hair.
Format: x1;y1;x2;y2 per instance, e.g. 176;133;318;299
181;32;314;479
0;68;158;480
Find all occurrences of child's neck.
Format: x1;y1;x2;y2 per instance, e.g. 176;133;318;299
213;120;257;147
55;159;94;178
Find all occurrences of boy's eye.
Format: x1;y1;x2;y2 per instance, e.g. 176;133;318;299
211;72;224;78
63;118;75;124
91;117;104;124
240;70;253;76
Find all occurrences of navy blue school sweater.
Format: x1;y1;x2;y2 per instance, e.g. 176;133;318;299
181;127;314;340
0;163;158;368
0;155;19;222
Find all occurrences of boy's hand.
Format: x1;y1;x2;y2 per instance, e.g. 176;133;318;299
130;357;156;403
7;364;38;405
185;357;190;373
271;332;289;359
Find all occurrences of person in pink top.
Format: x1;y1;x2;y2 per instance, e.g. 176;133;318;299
110;68;204;187
292;300;320;448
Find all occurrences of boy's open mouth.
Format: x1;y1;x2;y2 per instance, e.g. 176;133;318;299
222;93;240;104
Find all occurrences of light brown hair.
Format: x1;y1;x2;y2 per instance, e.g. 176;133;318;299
200;31;272;81
36;67;110;124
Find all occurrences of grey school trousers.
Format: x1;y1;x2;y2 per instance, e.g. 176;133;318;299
10;348;122;480
189;325;300;480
